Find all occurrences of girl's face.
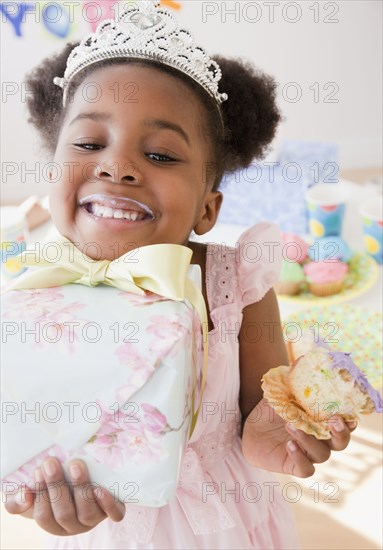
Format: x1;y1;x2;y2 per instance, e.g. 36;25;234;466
50;65;222;260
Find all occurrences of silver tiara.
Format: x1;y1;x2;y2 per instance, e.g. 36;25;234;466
53;0;228;106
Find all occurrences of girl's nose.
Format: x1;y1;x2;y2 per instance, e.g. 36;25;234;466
95;160;141;185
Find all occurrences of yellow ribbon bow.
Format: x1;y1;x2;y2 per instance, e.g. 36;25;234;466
8;236;208;437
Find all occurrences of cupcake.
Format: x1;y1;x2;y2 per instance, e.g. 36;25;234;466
282;232;309;263
304;260;348;296
262;347;383;439
286;329;323;364
274;259;305;296
308;237;353;263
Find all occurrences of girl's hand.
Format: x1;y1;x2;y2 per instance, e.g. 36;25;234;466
4;458;125;535
242;398;356;478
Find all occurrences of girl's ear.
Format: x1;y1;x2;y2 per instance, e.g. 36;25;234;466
193;191;223;235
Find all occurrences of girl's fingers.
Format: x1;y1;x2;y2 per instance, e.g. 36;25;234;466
284;415;355;478
68;461;106;527
285;440;316;478
4;486;35;517
286;424;331;463
42;458;82;533
346;420;358;433
328;416;353;451
31;458;123;535
33;466;67;536
93;486;126;522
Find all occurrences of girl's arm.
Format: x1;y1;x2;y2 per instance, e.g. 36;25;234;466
239;288;288;420
239;288;355;478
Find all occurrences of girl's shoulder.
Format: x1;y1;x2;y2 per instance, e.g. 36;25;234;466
205;222;283;310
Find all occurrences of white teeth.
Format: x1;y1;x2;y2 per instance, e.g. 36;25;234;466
87;203;146;221
103;207;114;218
122;211;136;221
93;204;101;216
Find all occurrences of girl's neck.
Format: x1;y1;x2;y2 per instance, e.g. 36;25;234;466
187;240;205;270
187;240;214;332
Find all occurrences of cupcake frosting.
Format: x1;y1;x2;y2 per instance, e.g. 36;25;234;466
282;232;309;263
329;350;383;412
304;260;348;283
279;259;305;282
308;237;353;263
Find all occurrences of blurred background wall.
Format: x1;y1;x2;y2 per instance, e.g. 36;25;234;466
1;0;382;203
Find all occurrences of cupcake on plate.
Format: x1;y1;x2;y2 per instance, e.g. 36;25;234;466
282;232;309;264
274;259;305;296
262;347;383;439
304;260;348;296
308;236;353;263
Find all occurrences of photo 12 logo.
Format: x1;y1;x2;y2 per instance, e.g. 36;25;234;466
201;2;340;24
0;1;182;39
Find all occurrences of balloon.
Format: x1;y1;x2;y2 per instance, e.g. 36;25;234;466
42;2;70;38
161;0;181;9
84;1;116;32
0;2;35;37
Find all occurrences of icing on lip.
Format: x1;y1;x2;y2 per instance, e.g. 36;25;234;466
79;194;155;221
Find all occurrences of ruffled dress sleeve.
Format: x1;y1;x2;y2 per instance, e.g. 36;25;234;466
237;222;283;308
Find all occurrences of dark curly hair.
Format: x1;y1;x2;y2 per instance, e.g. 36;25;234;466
25;43;281;190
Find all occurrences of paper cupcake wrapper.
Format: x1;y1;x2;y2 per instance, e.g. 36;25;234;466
274;281;302;296
262;366;334;440
308;279;344;297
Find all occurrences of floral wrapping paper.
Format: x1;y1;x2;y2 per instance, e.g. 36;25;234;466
1;284;202;506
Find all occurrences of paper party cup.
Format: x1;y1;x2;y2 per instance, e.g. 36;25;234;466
360;198;383;264
306;184;349;238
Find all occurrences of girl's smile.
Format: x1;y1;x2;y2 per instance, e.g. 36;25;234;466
79;194;155;224
50;64;222;260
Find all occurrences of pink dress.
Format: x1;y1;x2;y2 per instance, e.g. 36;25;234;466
47;223;300;550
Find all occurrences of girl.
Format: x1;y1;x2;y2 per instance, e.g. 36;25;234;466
5;2;354;548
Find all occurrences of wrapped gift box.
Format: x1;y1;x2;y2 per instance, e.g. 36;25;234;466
218;141;339;234
1;283;202;506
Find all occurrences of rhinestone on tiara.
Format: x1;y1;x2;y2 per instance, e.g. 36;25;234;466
53;0;228;106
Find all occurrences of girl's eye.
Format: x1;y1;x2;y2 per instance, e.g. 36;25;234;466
147;152;177;163
73;142;104;151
